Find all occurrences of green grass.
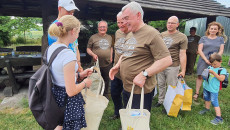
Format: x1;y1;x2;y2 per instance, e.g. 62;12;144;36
0;56;230;130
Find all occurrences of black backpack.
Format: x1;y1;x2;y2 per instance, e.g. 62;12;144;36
28;46;66;130
218;67;229;89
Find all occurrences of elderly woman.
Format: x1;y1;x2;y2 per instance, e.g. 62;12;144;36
193;21;225;100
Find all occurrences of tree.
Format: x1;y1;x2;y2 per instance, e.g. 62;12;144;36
0;16;42;46
0;16;14;46
148;19;186;33
12;17;41;43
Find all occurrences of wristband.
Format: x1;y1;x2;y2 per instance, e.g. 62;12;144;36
83;81;87;88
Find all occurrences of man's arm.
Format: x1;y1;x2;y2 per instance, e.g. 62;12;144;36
133;56;172;87
109;55;123;80
86;48;98;61
178;49;186;77
110;47;113;63
76;46;83;72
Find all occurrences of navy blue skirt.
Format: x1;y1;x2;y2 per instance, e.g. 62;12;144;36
52;85;87;130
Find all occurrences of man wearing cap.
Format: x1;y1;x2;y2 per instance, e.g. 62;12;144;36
87;20;113;99
48;0;83;72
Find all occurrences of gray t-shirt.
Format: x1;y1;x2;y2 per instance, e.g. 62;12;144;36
197;36;224;75
198;36;224;58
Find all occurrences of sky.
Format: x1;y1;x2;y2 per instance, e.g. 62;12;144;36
215;0;230;7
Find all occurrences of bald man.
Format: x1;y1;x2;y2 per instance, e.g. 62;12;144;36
154;16;188;107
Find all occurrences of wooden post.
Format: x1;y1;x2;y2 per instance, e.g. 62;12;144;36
5;60;20;94
41;0;57;57
206;16;217;29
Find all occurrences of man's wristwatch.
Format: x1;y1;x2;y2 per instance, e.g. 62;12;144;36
142;70;149;78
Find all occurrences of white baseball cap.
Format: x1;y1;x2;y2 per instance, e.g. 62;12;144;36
58;0;80;11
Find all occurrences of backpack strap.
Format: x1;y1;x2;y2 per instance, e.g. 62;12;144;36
43;46;67;66
218;67;223;90
48;46;67;67
218;67;223;75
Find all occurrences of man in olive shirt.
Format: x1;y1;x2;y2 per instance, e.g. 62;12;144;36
87;21;113;98
109;2;172;112
186;27;200;75
110;12;130;120
154;16;188;107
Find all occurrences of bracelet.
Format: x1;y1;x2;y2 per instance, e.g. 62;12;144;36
83;81;87;88
77;72;80;79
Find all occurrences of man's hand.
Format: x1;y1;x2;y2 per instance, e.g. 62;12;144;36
133;72;146;88
109;64;119;80
178;71;185;78
78;65;83;72
110;56;113;63
93;54;98;62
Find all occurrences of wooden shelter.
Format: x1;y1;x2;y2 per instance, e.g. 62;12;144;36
1;0;230;52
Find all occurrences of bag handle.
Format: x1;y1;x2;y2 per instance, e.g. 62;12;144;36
177;76;186;90
85;60;105;99
126;84;145;115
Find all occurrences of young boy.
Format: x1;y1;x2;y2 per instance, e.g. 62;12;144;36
199;52;227;125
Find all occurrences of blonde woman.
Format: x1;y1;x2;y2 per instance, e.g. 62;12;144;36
193;22;225;100
48;15;92;129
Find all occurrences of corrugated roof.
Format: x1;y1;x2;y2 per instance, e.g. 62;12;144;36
0;0;229;20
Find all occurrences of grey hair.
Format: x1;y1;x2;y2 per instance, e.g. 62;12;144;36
98;20;108;27
117;11;122;18
121;1;144;19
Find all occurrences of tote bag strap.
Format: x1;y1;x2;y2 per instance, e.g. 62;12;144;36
177;77;186;90
126;84;145;115
86;60;105;98
94;60;105;97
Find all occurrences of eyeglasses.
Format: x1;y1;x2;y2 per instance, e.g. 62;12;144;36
167;22;177;25
98;26;107;29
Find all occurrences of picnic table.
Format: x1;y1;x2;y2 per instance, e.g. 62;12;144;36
0;46;42;96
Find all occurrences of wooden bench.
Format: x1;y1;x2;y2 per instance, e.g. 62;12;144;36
0;46;42;96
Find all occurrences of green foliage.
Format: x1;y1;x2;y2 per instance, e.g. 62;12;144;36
78;20;118;53
148;19;187;33
0;16;42;46
16;37;25;44
0;16;14;46
148;20;167;32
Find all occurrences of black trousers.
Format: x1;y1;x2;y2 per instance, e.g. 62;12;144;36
111;77;123;115
100;64;112;95
186;52;197;74
122;89;154;112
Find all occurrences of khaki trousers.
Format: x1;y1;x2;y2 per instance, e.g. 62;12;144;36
157;66;180;104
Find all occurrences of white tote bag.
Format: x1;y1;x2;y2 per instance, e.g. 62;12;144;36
81;61;109;130
119;84;150;130
163;82;184;117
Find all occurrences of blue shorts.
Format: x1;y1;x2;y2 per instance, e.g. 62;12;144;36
203;88;219;107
